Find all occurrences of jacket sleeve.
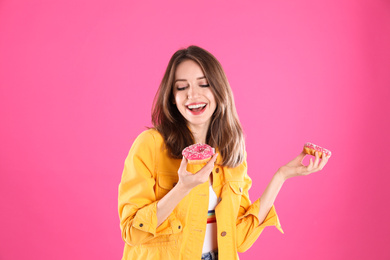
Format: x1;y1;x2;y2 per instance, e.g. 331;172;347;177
235;159;284;252
118;130;182;246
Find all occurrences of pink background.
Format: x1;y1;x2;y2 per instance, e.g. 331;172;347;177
1;0;389;259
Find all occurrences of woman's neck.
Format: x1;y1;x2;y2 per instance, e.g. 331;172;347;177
189;124;209;144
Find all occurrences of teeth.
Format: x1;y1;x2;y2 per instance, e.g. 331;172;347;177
188;104;206;109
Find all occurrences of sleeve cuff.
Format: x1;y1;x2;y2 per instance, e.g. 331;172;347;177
132;201;158;236
243;199;284;234
132;201;183;236
259;204;284;234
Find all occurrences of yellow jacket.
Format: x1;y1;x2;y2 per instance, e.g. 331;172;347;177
118;129;283;260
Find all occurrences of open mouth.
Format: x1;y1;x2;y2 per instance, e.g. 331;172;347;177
186;103;207;114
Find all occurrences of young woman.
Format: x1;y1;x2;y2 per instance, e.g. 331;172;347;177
118;46;330;260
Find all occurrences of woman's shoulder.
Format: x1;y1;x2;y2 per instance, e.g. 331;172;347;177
130;128;163;150
135;128;163;142
127;128;165;158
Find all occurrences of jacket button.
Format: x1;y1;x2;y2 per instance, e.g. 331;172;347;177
139;223;143;227
221;231;227;237
215;168;220;173
178;225;181;229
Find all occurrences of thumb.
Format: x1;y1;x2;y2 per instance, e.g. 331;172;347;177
179;156;188;171
294;151;307;164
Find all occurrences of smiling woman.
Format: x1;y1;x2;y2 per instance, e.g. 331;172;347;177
151;46;246;167
173;60;217;143
118;45;330;260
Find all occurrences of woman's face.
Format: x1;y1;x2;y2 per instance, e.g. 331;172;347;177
173;59;217;131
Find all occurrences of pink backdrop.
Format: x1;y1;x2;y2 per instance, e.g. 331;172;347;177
1;0;389;259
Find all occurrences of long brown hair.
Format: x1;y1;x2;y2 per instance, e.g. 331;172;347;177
152;45;245;168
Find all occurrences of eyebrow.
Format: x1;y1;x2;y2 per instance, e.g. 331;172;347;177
174;76;206;83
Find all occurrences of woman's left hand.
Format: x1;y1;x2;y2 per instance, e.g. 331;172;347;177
278;151;330;181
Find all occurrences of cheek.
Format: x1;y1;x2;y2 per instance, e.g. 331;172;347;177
173;93;185;107
206;91;216;107
172;91;179;102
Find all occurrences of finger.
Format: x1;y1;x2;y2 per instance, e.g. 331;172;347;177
295;151;307;164
197;153;218;175
308;157;314;171
179;156;188;172
211;152;218;163
205;153;218;170
322;152;331;160
286;152;306;167
313;151;320;168
318;153;329;170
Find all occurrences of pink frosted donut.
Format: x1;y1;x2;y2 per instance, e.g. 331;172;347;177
182;143;215;165
303;142;332;158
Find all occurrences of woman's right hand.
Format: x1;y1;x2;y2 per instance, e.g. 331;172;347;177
176;153;218;192
278;151;330;181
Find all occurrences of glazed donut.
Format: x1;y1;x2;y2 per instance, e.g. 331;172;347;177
182;143;215;165
303;142;332;158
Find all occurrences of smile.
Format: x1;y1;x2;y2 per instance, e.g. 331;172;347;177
186;103;207;115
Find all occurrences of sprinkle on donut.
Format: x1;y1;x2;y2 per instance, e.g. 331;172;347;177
303;142;332;158
182;143;215;164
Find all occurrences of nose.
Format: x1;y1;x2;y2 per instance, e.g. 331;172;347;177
187;84;199;99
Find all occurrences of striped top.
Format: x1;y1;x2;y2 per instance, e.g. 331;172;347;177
202;184;218;253
207;210;216;224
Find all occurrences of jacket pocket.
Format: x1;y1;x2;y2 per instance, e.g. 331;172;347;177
226;181;245;216
126;238;180;260
229;181;244;195
140;233;180;248
156;172;178;199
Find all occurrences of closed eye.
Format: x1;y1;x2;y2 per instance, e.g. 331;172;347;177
199;84;210;88
176;86;188;91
